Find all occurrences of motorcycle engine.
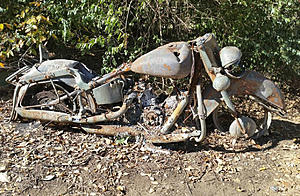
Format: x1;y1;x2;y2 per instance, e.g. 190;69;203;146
124;81;181;130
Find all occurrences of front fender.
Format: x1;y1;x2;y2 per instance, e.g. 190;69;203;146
203;71;285;116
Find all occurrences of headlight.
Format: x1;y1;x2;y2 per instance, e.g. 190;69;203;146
225;62;246;79
212;73;231;91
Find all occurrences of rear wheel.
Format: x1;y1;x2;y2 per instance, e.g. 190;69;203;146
23;83;75;114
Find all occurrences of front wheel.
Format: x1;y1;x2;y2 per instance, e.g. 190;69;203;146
212;95;272;138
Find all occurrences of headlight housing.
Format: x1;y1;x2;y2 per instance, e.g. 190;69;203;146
220;46;245;78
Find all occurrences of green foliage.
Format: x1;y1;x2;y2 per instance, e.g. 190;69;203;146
0;0;52;60
0;0;299;81
200;0;299;79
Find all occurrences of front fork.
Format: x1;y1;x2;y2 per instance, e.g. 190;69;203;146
194;83;244;142
194;83;207;142
196;42;247;137
220;90;247;135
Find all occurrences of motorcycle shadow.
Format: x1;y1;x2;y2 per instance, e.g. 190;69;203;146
157;119;300;154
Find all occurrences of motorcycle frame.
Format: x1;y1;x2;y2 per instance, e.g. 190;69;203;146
7;34;286;143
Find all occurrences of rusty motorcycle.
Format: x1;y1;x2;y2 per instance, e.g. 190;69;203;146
6;33;286;143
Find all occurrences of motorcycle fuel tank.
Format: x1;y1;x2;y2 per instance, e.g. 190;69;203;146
131;42;192;79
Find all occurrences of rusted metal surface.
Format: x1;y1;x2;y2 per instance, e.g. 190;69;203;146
229;71;285;110
198;46;216;81
20;60;95;89
82;125;201;144
203;70;285;117
81;125;142;136
229;116;256;137
5;66;31;85
15;92;136;123
84;92;135;123
15;102;126;123
196;34;221;82
92;78;124;105
212;74;230;92
195;33;220;59
91;63;131;87
131;42;192;79
213;105;273;138
148;131;201;144
219;46;242;68
9;84;22;121
160;95;188;134
18;60;132;91
15;107;71;122
195;83;207;142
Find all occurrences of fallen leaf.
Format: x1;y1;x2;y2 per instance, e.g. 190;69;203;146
116;185;125;192
149;188;155;194
0;172;9;183
184;165;195;171
149;176;155;181
140;172;151;177
236;187;246;192
41;175;55;181
16;142;28;148
0;24;4;31
0;165;6;172
259;167;266;171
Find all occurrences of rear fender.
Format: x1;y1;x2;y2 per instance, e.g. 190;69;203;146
203;71;285;116
18;59;96;89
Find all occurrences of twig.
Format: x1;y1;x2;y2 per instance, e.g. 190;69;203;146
44;155;92;167
141;143;171;155
198;166;207;181
137;122;150;134
124;0;133;34
18;45;33;68
174;15;191;32
36;120;54;131
157;1;163;40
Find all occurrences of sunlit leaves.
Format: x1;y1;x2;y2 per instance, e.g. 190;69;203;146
0;0;298;79
0;0;53;60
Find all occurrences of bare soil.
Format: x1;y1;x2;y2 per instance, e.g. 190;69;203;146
0;85;299;196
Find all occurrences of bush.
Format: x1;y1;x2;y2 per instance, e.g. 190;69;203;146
0;0;299;82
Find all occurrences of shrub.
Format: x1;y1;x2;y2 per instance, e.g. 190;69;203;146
0;0;298;82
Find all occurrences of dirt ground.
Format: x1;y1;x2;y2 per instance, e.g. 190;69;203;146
0;85;299;196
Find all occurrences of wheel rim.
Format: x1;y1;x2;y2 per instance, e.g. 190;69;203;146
212;96;272;137
24;83;75;114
